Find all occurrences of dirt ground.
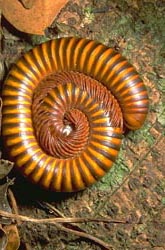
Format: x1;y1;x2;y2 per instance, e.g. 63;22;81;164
0;0;165;249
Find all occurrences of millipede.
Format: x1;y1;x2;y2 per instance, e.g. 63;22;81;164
2;37;149;192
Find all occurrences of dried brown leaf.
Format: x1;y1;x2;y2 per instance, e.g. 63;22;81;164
1;0;69;35
0;179;15;225
0;225;8;250
3;225;20;250
19;0;35;9
0;160;14;180
0;98;2;134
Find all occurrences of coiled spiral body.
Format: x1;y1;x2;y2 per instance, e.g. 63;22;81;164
2;37;149;192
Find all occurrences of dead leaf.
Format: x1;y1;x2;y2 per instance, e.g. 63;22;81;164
3;225;20;250
19;0;35;9
0;225;8;250
0;160;14;180
0;98;2;134
1;0;69;35
0;179;15;225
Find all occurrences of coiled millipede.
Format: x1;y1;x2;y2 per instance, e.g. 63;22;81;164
2;37;149;192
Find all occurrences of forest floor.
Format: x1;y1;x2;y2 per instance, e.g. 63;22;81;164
0;0;165;249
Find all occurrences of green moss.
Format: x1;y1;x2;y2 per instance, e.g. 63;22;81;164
127;124;155;145
83;6;95;22
161;197;165;205
157;101;165;127
139;189;147;199
25;35;50;49
109;15;135;40
157;79;165;93
135;2;165;42
154;180;165;195
92;150;130;191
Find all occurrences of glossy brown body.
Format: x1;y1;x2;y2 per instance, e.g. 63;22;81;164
2;37;149;192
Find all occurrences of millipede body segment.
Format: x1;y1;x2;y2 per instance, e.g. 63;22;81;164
2;37;149;192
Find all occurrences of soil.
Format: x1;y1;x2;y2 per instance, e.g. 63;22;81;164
0;0;165;249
